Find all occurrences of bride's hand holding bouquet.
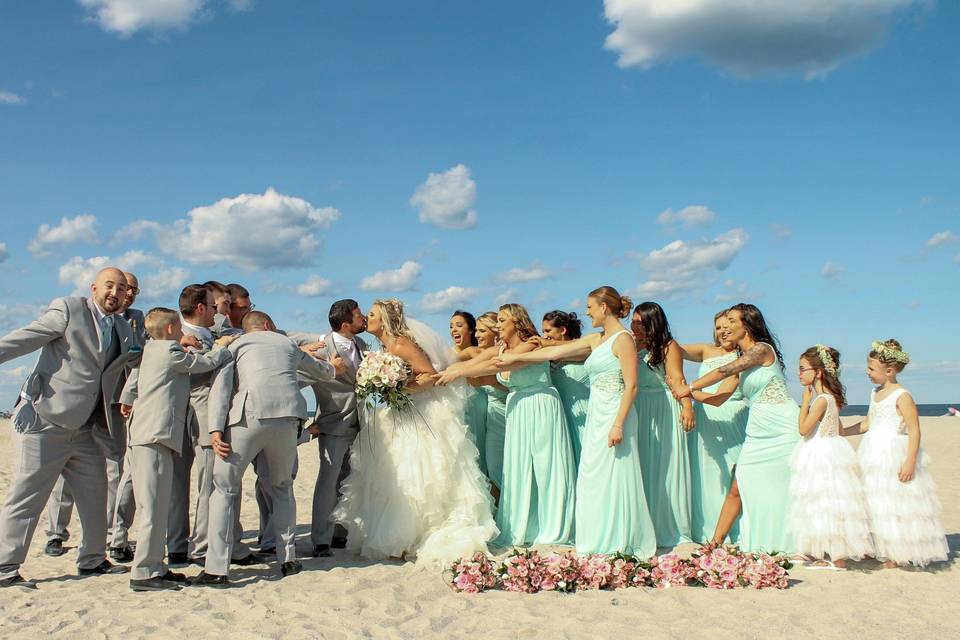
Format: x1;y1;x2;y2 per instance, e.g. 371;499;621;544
356;350;413;411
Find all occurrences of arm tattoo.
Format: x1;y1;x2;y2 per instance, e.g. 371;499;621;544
716;343;770;376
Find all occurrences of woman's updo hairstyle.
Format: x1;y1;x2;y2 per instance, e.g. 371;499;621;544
868;338;910;372
588;285;631;319
542;310;583;340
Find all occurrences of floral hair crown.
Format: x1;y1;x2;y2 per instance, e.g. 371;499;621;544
871;340;910;365
815;344;838;377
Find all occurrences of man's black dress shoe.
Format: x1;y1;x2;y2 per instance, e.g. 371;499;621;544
130;576;182;592
109;546;134;563
230;554;262;566
258;546;276;556
44;539;66;557
0;573;37;589
281;561;302;577
312;544;332;558
331;536;347;549
167;552;189;566
187;571;229;587
189;556;206;567
162;570;187;583
78;560;128;576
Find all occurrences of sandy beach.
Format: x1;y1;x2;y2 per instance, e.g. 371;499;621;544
0;416;956;640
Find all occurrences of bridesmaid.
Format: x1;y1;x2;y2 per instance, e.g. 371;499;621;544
472;312;509;496
541;310;590;465
498;287;656;557
450;310;488;474
677;303;800;554
681;311;748;544
631;302;695;547
436;304;576;546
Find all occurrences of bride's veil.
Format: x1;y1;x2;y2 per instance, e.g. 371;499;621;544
405;317;457;372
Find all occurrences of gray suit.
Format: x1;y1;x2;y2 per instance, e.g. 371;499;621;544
46;307;145;545
204;330;335;575
122;340;230;580
309;334;367;546
0;296;139;579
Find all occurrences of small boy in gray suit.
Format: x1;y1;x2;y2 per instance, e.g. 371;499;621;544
123;308;232;592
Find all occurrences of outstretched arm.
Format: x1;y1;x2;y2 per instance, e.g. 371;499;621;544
665;341;695;432
677;343;773;399
0;298;69;365
680;343;713;363
496;336;596;366
435;342;537;385
691;375;739;406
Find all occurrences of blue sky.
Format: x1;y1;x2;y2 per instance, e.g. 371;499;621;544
1;0;958;403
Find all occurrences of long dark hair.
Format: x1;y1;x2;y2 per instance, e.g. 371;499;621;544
542;310;582;340
728;303;785;371
632;302;673;368
451;310;478;347
801;345;847;408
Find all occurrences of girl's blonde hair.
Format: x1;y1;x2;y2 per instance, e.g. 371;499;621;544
712;308;729;346
869;338;909;372
476;311;498;335
498;303;539;341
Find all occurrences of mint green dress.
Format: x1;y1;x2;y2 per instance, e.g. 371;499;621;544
635;351;692;547
551;361;590;465
688;353;748;544
735;362;800;554
480;384;508;490
465;387;489;475
576;331;657;558
494;362;576;546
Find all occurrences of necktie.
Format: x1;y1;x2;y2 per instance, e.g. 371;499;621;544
101;314;114;352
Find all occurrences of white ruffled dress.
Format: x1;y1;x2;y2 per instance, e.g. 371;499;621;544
789;393;874;561
857;388;948;567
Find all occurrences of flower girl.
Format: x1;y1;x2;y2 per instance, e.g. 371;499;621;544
846;340;948;568
790;345;873;569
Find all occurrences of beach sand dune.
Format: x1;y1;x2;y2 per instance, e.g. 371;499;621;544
0;417;956;639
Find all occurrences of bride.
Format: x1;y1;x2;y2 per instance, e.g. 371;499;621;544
332;298;498;567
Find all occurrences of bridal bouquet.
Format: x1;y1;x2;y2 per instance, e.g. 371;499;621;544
356;351;413;411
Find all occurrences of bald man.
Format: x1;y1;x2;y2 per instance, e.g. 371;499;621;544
0;268;140;588
44;271;146;560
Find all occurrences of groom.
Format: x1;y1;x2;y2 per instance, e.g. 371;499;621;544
307;299;368;558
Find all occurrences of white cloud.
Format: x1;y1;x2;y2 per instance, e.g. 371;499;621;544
493;287;519;307
420;286;480;313
925;230;957;248
28;214;99;257
0;242;8;262
494;262;553;284
630;228;748;300
359;261;422;292
656;205;715;228
770;223;793;240
110;219;163;245
820;261;844;280
603;0;919;77
0;303;47;331
296;275;333;297
58;250;190;301
0;91;26;105
410;164;478;229
714;278;760;303
78;0;205;36
150;187;340;271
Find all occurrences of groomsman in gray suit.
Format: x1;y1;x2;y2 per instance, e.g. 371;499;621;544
190;311;342;586
45;271;144;560
0;267;137;589
307;299;368;558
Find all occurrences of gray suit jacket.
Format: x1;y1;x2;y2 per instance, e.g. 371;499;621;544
207;330;336;432
122;340;231;454
309;334;368;437
120;307;147;348
0;296;140;434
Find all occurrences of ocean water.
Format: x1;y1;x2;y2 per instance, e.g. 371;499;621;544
841;403;960;417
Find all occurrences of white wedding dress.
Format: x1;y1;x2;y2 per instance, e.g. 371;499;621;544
332;319;498;568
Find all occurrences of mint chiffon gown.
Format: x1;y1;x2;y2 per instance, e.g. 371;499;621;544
575;331;657;558
688;353;748;543
735;363;800;554
494;362;576;546
480;384;507;490
635;352;692;547
551;361;590;465
465;387;489;475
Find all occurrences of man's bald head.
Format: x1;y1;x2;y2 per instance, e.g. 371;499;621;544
121;271;139;312
91;267;128;314
241;310;275;333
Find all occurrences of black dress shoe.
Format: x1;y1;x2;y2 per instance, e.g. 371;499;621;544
130;576;182;592
281;561;302;577
258;546;276;556
78;560;129;576
44;539;67;557
0;573;37;589
109;546;134;563
189;556;206;567
167;552;189;566
187;571;229;587
312;544;332;558
331;536;347;549
230;554;262;566
162;570;188;583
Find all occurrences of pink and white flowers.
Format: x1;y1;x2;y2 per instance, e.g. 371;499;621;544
448;552;498;593
356;350;412;410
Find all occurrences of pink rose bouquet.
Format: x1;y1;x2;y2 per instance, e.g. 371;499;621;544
690;545;746;590
498;549;547;593
741;552;791;590
575;554;614;591
356;350;412;410
449;552;497;593
540;551;580;593
649;553;694;589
